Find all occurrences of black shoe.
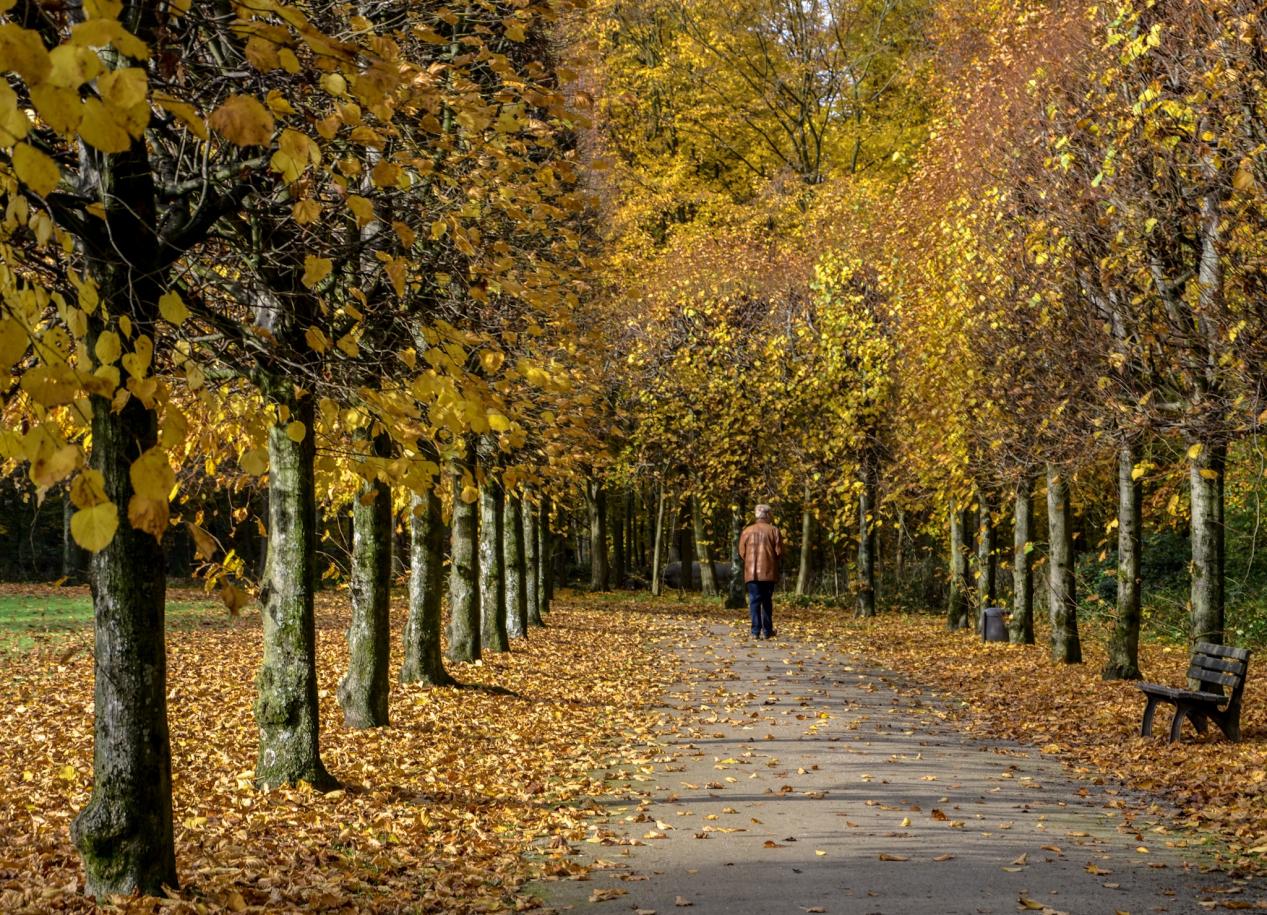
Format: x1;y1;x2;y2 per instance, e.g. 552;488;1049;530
764;629;777;639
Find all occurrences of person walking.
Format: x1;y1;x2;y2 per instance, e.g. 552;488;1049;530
739;504;783;639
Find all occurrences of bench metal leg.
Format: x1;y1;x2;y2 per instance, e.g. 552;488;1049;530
1140;697;1160;737
1169;703;1190;742
1214;711;1241;742
1190;711;1209;735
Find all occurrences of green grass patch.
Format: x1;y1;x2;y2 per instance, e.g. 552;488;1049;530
0;590;221;654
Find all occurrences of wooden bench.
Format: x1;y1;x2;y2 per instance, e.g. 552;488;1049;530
1138;641;1251;742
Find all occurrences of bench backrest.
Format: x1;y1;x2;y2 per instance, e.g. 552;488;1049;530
1189;641;1251;699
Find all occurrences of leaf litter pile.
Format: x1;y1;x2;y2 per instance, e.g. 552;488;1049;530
771;605;1267;871
0;589;678;913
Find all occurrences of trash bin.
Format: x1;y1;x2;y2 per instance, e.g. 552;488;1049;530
981;606;1008;642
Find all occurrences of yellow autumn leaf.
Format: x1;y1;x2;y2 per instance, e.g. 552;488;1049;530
120;335;153;380
286;421;307;442
128;493;169;538
78;96;132;152
240;448;269;476
158;290;189;325
69;469;108;508
0;81;31;144
0;22;53;83
93;330;122;365
487;412;512;432
0;318;31;371
1187;443;1203;461
12;142;60;195
302;255;332;289
208;94;275;146
71;501;119;552
129;448;175;501
31;444;82;489
346;194;375;226
304;326;330;353
293;199;322;225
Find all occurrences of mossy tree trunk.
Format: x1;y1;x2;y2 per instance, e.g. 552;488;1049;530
586;480;609;591
795;503;813;596
611;488;626;589
525;501;544;627
540;494;554;613
255;389;338;790
1104;443;1143;679
692;495;718;596
337;431;393;728
976;490;997;619
856;470;877;618
479;477;509;653
69;84;182;898
447;453;480;663
401;487;454;685
725;503;747;610
1047;464;1082;664
651;486;667;596
947;506;972;630
1189;441;1226;646
504;496;528;638
1009;478;1035;645
72;388;176;896
676;500;694;592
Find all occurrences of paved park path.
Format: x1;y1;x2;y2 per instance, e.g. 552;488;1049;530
531;619;1264;915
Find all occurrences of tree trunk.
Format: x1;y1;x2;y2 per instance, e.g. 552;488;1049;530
692;495;718;596
525;501;544;627
447;456;480;663
478;479;509;652
1104;444;1143;679
796;503;813;596
895;509;906;584
337;433;393;728
539;493;554;613
1009;478;1034;645
504;496;528;638
71;393;177;896
976;490;996;617
856;472;877;617
69;110;180;898
401;487;454;685
536;499;550;614
1047;464;1082;664
651;486;667;596
625;490;637;579
586;480;609;590
947;506;972;629
611;488;626;589
676;503;694;592
725;503;747;610
1189;441;1226;646
254;391;337;790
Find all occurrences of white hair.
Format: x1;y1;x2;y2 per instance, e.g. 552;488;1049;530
755;504;773;521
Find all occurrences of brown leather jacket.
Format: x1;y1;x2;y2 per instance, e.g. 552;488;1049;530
739;521;783;583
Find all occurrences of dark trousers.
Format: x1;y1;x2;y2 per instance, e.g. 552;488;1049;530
747;580;775;635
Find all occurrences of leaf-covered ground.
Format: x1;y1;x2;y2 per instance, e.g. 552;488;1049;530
768;605;1267;871
5;588;1267;913
0;588;678;913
